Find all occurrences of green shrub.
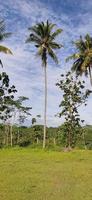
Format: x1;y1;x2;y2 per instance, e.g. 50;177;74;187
18;137;31;147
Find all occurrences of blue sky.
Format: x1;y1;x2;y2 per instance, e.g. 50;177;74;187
0;0;92;126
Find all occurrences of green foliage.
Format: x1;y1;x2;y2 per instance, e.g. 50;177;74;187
66;34;92;85
32;117;36;125
0;19;11;41
0;72;17;121
0;19;12;68
18;137;31;147
26;20;63;66
56;71;92;148
32;125;43;142
8;96;32;126
0;123;92;149
82;125;92;149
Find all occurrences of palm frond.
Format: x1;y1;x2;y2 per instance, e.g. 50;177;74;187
0;20;5;34
26;34;41;45
48;47;58;64
26;20;62;65
49;42;63;49
45;20;49;36
85;34;92;49
45;20;56;36
69;34;92;83
66;53;80;62
49;23;56;31
89;66;92;85
0;20;11;41
51;28;63;40
0;45;13;54
81;56;90;71
38;22;45;38
28;26;41;39
0;33;12;41
36;47;43;56
0;59;3;68
73;36;87;53
71;58;84;74
36;47;47;66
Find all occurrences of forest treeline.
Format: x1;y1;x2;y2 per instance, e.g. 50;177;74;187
0;124;92;150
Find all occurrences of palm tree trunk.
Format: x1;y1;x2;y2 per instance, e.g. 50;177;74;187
89;66;92;86
43;65;47;148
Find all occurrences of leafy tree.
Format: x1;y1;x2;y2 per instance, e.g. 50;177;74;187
32;115;41;126
15;96;32;144
56;124;67;146
31;115;42;144
0;72;17;146
4;96;32;146
11;96;32;125
26;20;63;148
32;125;43;144
56;71;92;149
0;72;17;121
32;117;36;125
0;19;12;67
36;115;41;118
66;34;92;85
47;127;58;145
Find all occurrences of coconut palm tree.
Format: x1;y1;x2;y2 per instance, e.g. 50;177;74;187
26;20;63;148
0;19;12;67
66;34;92;85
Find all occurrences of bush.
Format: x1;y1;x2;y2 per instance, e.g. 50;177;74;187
18;137;31;147
86;143;92;150
0;142;4;148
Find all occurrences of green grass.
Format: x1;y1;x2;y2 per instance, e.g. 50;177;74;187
0;148;92;200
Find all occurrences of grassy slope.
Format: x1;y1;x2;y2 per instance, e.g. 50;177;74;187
0;148;92;200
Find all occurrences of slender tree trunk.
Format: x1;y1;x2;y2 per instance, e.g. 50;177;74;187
53;138;56;145
10;125;13;147
6;125;9;146
17;130;20;144
3;137;5;145
68;131;71;149
68;126;72;150
43;65;47;148
89;66;92;86
37;137;39;144
83;131;87;150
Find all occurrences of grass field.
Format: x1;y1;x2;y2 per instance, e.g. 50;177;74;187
0;148;92;200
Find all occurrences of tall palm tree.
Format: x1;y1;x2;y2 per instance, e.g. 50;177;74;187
0;19;12;67
26;20;63;148
66;34;92;85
